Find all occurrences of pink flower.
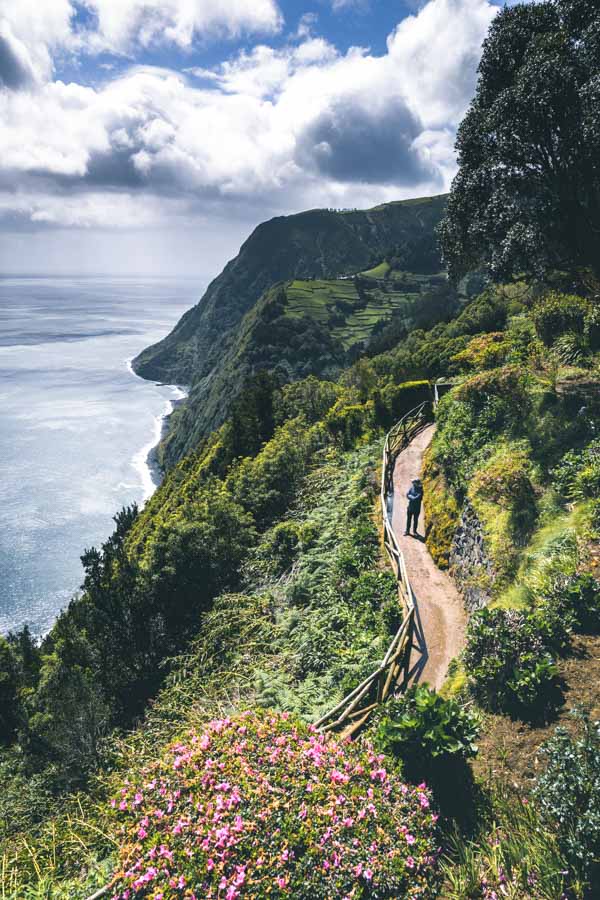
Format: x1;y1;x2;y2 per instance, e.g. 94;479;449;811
206;858;215;872
137;827;147;840
364;868;373;881
406;856;415;869
406;834;416;845
330;769;349;784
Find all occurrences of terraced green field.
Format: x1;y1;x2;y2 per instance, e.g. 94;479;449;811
284;273;447;350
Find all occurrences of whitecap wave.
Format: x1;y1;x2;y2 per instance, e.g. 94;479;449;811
132;401;170;504
127;358;188;506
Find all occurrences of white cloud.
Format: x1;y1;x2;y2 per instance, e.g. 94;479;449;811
1;0;74;82
0;0;500;245
296;12;318;40
82;0;284;53
332;0;369;11
385;0;496;128
0;0;284;75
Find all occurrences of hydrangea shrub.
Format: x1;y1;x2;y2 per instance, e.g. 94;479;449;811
110;710;440;899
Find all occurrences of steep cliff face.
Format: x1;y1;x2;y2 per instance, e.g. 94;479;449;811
132;196;448;386
159;269;458;465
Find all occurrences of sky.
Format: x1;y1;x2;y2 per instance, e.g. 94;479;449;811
0;0;512;277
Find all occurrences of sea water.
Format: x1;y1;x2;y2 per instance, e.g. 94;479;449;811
0;276;200;636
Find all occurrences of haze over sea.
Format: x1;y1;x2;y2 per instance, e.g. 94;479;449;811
0;276;199;637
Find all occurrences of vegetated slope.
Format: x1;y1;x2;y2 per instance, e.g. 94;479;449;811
160;263;459;464
133;195;455;466
3;279;600;900
133;195;447;387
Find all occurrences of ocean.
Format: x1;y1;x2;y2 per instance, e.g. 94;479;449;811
0;276;200;637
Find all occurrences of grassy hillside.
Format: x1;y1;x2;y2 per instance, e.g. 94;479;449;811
159;264;459;464
133;195;447;385
3;279;600;898
133;195;449;467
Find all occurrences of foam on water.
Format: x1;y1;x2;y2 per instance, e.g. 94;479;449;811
126;358;188;505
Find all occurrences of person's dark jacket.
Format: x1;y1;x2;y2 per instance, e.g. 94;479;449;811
406;483;423;510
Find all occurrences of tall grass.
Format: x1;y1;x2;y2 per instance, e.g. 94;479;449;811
441;785;585;899
0;794;115;899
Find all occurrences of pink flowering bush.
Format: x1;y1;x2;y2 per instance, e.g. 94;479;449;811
110;710;440;899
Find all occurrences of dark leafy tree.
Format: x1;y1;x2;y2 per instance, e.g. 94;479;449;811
27;617;110;780
440;0;600;282
229;371;277;459
0;637;21;744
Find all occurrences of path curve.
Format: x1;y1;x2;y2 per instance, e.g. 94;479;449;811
391;424;466;690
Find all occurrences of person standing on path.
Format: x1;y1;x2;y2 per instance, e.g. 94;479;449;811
405;477;423;536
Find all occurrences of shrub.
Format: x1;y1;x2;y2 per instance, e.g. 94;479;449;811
110;711;441;899
450;332;510;371
374;686;480;773
542;573;600;634
468;444;534;508
531;591;575;656
531;292;590;347
434;367;532;492
534;708;600;886
378;380;432;426
255;521;303;575
552;439;600;503
463;608;558;715
325;399;376;449
422;449;460;569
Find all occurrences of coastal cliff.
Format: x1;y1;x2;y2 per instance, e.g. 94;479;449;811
133;195;458;465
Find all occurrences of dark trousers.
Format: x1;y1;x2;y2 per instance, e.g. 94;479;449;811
406;503;421;534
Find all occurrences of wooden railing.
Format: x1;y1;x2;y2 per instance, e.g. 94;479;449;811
315;400;434;739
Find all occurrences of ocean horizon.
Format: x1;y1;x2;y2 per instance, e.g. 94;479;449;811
0;275;199;637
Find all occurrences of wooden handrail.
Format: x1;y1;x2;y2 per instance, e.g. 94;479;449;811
315;400;434;737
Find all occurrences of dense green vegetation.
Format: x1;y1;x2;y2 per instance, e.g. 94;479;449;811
4;273;599;897
159;265;461;463
2;2;600;895
134;195;453;467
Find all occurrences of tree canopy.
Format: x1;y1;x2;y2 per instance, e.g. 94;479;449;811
440;0;600;283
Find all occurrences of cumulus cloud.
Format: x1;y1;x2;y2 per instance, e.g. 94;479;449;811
0;22;36;89
385;0;496;128
1;0;74;82
1;0;284;79
81;0;284;53
295;95;434;185
0;0;500;243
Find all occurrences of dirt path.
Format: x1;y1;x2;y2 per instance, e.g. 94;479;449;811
391;425;467;690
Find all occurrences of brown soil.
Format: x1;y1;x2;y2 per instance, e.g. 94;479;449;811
392;424;467;690
473;633;600;793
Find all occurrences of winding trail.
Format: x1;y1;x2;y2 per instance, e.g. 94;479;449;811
391;424;467;690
